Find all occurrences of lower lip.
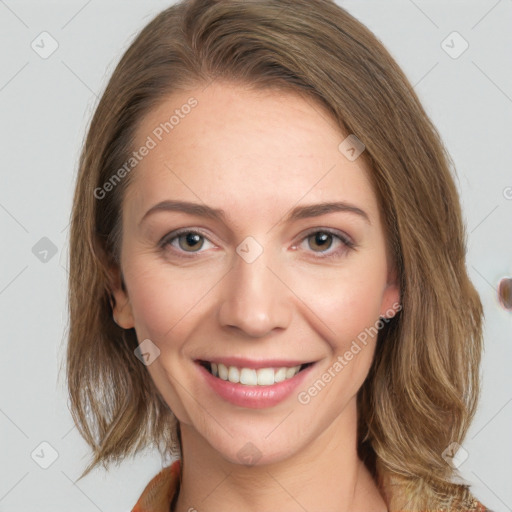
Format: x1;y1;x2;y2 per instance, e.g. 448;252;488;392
197;363;315;409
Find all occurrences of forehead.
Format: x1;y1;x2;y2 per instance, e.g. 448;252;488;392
124;81;378;227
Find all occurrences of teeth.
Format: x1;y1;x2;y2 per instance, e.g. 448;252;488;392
240;368;257;385
257;368;274;385
274;367;287;383
228;366;240;383
285;367;297;379
218;363;228;380
211;363;302;386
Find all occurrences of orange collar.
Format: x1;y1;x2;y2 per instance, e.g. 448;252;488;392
131;459;181;512
131;459;489;512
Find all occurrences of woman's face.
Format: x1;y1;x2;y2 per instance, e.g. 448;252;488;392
111;81;400;466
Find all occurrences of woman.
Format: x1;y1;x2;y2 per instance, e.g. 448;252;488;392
66;0;489;510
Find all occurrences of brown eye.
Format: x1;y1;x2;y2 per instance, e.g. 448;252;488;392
161;229;214;256
296;229;355;260
307;232;334;252
177;232;204;252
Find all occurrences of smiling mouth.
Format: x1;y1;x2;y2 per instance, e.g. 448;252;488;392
198;360;314;386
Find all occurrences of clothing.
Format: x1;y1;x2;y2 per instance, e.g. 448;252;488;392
131;459;489;512
132;460;181;512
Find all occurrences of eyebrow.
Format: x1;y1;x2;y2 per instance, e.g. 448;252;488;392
138;199;371;227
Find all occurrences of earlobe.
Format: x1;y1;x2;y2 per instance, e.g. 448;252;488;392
380;283;401;319
380;270;402;319
108;264;135;329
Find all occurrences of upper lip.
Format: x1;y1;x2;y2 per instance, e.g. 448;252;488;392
196;357;315;369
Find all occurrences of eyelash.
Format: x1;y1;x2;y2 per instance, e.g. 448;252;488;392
159;228;356;260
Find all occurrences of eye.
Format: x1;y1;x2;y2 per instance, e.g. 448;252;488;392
160;229;215;255
159;228;355;260
296;229;355;259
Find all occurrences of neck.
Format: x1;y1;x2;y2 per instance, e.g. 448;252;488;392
174;399;388;512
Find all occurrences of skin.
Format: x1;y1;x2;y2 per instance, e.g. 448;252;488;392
111;81;400;512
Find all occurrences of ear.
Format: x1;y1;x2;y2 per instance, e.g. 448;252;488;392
379;265;401;319
108;263;135;329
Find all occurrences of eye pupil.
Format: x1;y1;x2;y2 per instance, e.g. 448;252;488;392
309;232;332;251
179;232;203;251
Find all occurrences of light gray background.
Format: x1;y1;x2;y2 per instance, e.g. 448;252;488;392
1;1;511;511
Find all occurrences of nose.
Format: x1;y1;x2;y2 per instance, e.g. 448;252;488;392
217;244;292;338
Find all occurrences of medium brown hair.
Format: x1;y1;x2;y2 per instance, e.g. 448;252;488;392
65;0;483;508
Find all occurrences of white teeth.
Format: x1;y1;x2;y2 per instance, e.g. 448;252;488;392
240;368;257;385
257;368;275;385
218;363;228;380
274;367;287;383
285;367;298;379
228;366;240;383
209;362;303;386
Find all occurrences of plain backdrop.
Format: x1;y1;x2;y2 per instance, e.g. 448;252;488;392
0;1;511;511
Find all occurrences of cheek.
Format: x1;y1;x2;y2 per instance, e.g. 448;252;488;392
302;274;385;402
123;254;221;340
335;280;384;336
292;262;388;350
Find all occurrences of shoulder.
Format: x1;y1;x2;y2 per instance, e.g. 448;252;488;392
375;461;491;512
469;497;492;512
131;459;181;512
